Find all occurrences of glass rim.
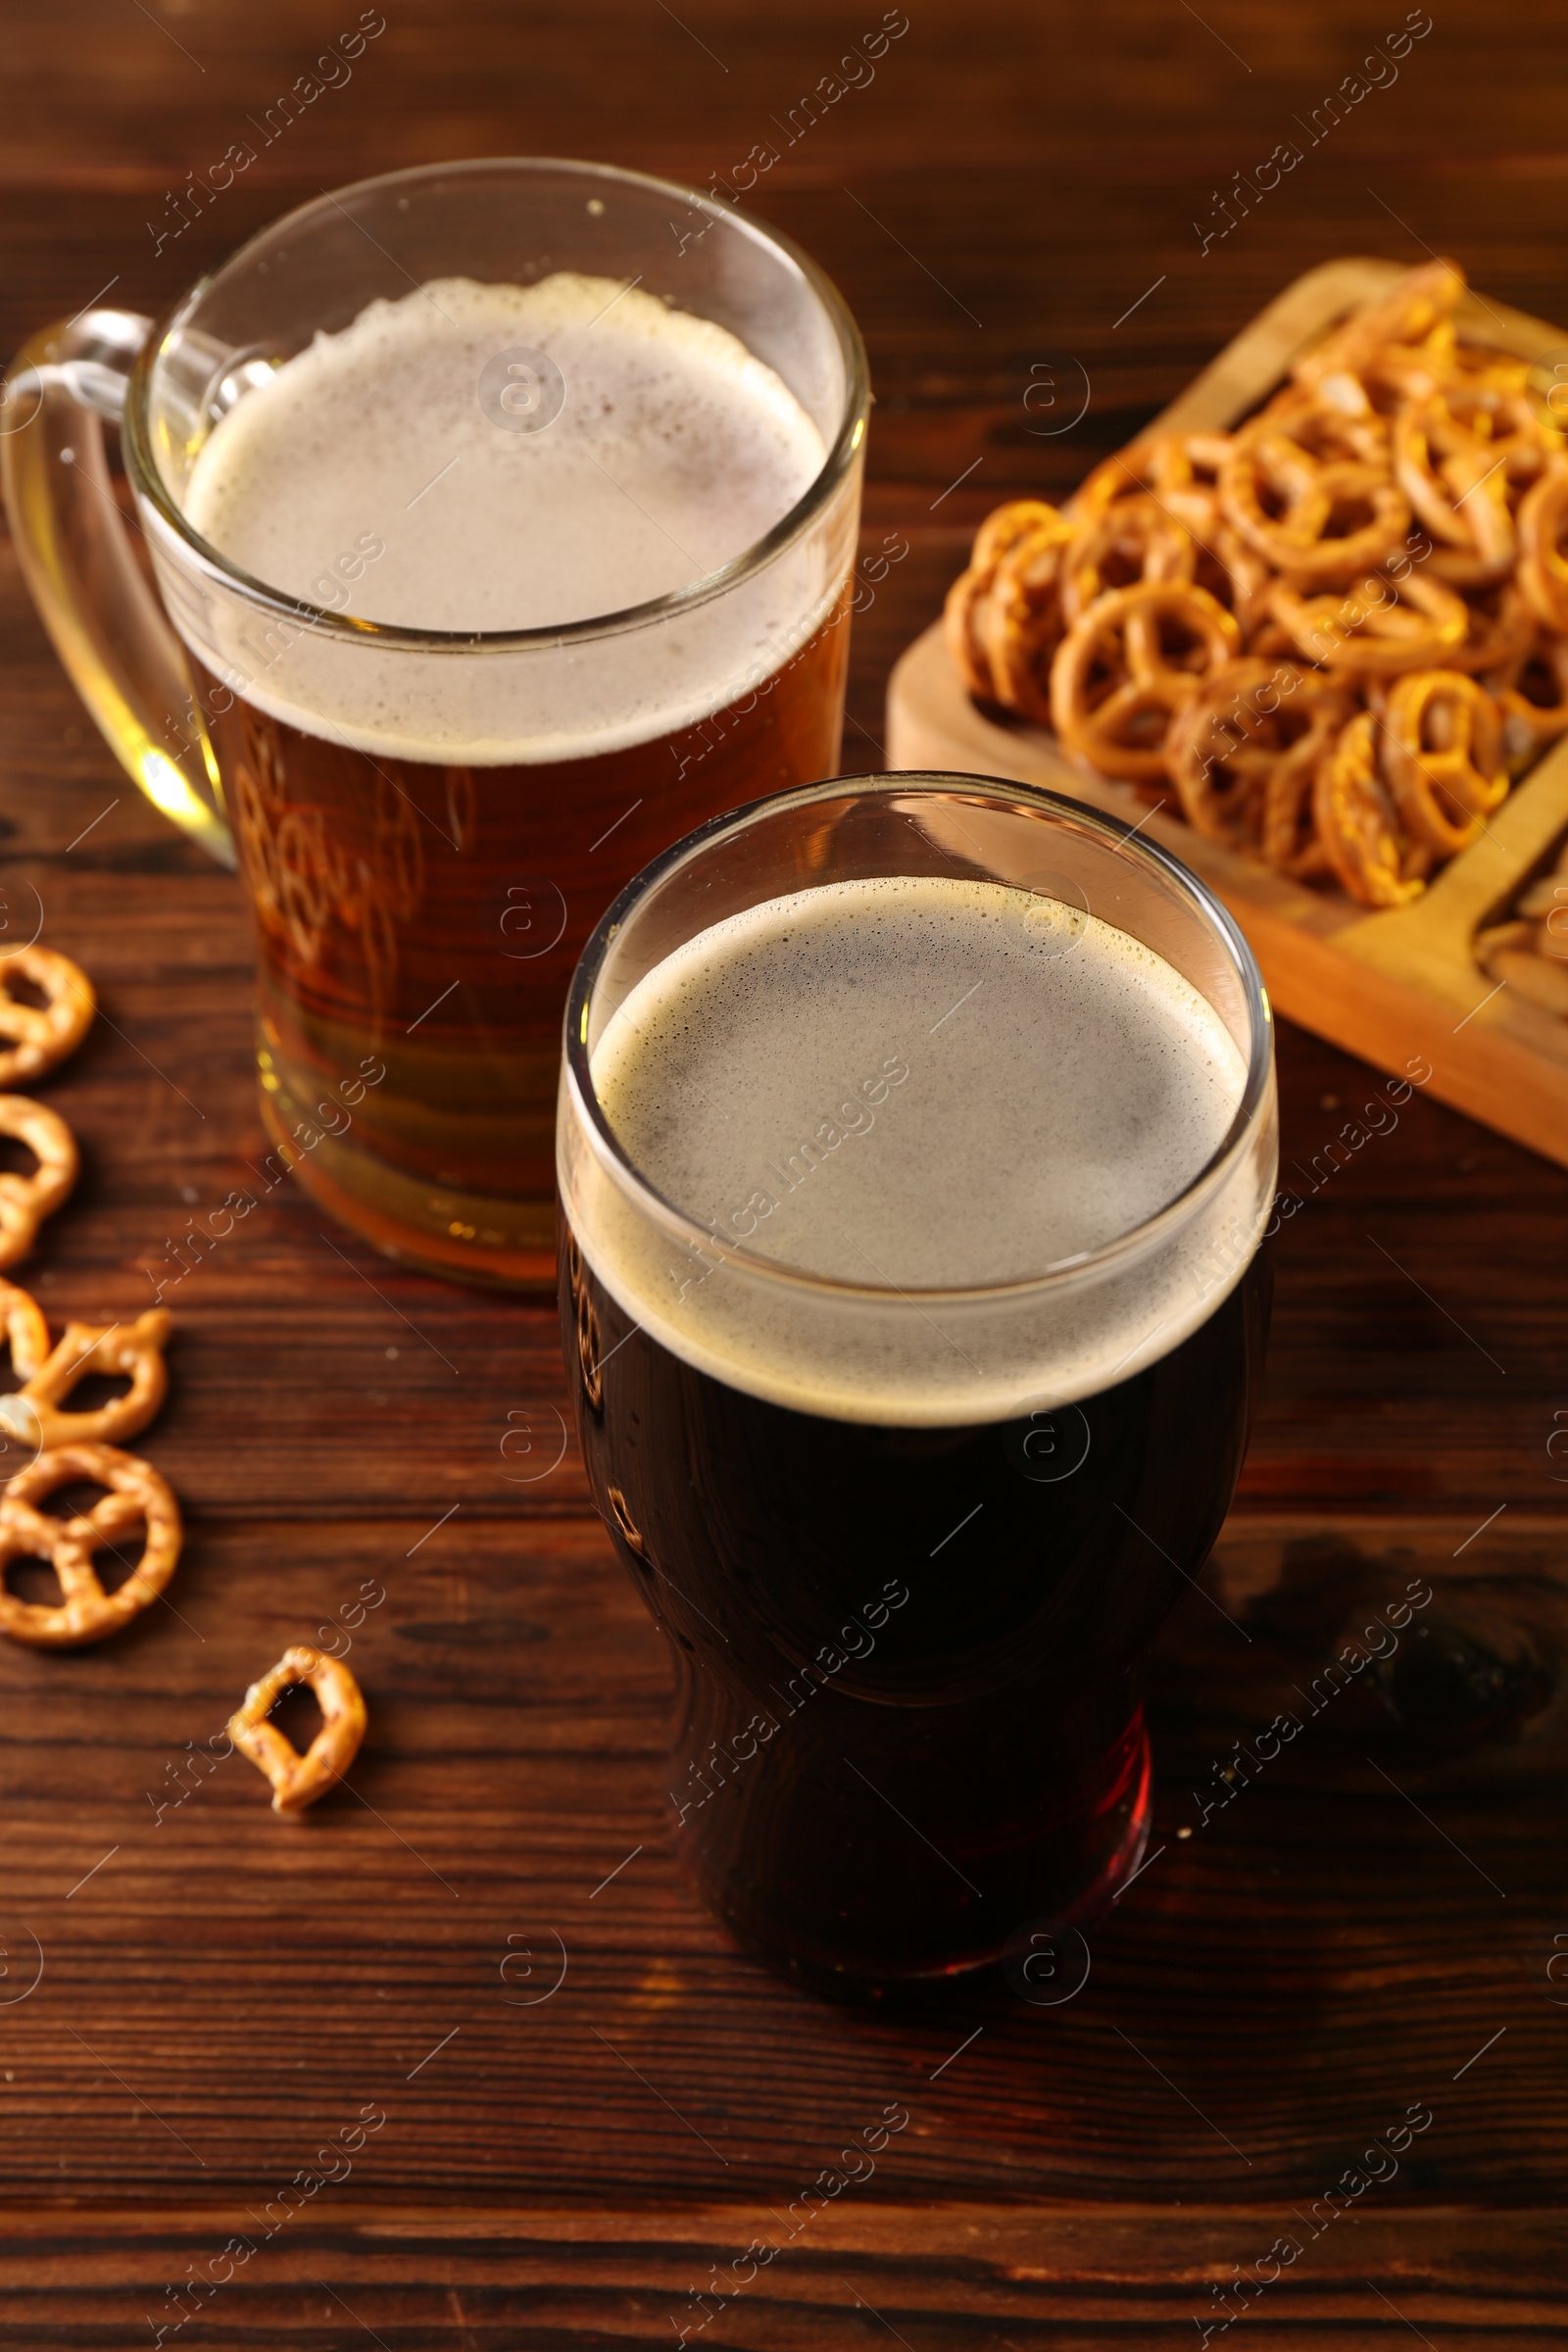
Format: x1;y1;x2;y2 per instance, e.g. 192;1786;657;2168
122;155;870;656
564;771;1276;1307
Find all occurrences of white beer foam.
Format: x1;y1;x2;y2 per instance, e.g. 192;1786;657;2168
185;274;824;630
564;876;1273;1425
162;275;840;765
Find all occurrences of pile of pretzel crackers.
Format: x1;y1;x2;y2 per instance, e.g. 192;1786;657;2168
947;261;1568;926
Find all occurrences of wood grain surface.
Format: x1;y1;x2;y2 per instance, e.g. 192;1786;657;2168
2;0;1566;2341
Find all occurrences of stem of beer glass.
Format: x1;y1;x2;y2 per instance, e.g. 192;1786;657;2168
0;310;233;865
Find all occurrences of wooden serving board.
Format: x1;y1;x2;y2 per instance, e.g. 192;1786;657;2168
888;259;1568;1169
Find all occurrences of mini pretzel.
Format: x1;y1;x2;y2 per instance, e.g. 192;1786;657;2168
0;949;94;1088
0;1307;171;1452
1218;435;1409;583
1164;658;1348;868
228;1644;368;1814
1488;632;1568;764
1476;924;1568;1015
1450;579;1537;677
1476;837;1568;1014
1051;581;1241;784
0;1441;181;1648
1382;670;1507;857
0;1280;50;1387
943;564;1002;701
1391;388;1549;572
1339;344;1451;416
1448;377;1556;462
943;500;1069;701
982;510;1077;719
1313;713;1429;909
1162;664;1270;850
1243;613;1298;661
1145;431;1236;534
1428;538;1515;593
1518;468;1568;634
1453;346;1535;403
1249;382;1391;469
1269;567;1467;673
1111;435;1270;630
971;498;1067;573
1276;368;1378;424
1150;430;1234;487
1180;519;1268;635
1067;438;1161;519
0;1097;78;1271
1293;259;1465;392
1057;496;1195;624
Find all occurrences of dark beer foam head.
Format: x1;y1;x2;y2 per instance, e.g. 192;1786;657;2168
564;875;1274;1424
164;274;840;763
595;876;1245;1285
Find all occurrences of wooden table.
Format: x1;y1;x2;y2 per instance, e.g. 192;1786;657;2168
2;2;1566;2340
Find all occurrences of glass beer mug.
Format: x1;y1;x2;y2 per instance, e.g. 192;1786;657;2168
559;774;1278;1992
3;159;866;1285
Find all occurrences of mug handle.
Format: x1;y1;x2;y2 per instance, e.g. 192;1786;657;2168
1;308;234;866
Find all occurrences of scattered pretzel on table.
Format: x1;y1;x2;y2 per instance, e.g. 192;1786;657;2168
228;1644;368;1814
0;947;94;1089
0;1303;172;1452
0;1096;78;1271
945;258;1568;910
0;1441;182;1648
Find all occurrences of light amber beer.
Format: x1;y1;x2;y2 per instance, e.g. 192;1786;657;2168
185;611;848;1281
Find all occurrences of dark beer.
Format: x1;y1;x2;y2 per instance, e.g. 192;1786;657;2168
558;819;1277;1991
564;1234;1268;1993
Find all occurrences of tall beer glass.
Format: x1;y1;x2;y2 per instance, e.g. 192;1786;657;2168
3;161;866;1285
559;774;1277;1993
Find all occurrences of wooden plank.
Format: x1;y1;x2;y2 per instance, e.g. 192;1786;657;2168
0;1498;1559;2209
1;2202;1564;2348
